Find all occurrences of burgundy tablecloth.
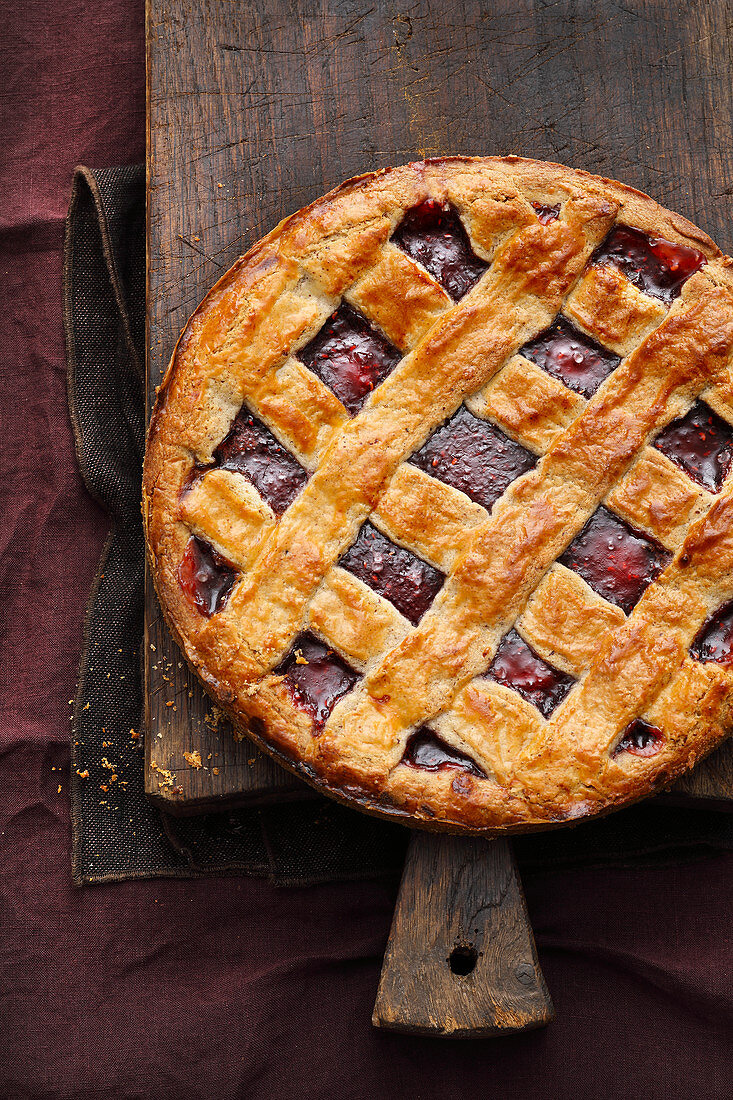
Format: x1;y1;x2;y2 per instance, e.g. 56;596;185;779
3;2;733;1096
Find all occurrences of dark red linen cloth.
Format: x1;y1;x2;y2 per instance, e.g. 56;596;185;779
2;1;733;1097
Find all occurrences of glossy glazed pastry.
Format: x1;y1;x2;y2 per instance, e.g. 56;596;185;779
144;157;733;834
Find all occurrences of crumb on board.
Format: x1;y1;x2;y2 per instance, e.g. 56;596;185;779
183;750;202;769
151;759;181;795
130;729;140;740
101;757;115;771
205;707;224;733
76;769;89;780
212;767;220;775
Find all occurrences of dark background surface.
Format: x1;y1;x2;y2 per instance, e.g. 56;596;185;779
3;1;733;1096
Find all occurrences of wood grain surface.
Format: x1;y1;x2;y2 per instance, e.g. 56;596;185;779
145;0;733;814
373;833;554;1036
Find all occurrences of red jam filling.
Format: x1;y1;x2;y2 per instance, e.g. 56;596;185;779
402;728;485;777
612;718;664;758
690;600;733;666
485;629;575;718
178;535;238;617
275;633;360;732
391;199;489;300
653;401;733;493
213;407;308;515
531;201;561;225
339;522;444;626
591;225;706;303
520;314;621;398
297;302;402;415
409;404;537;513
558;506;671;615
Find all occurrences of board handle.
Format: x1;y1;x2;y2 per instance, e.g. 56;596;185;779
372;832;554;1037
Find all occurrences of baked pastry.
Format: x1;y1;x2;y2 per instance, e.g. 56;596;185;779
144;156;733;834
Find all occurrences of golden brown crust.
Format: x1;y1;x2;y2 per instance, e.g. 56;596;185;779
144;156;733;835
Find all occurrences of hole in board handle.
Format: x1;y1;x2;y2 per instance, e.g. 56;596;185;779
448;945;478;976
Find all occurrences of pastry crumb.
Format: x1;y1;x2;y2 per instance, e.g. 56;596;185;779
205;707;224;732
183;750;202;769
151;759;178;790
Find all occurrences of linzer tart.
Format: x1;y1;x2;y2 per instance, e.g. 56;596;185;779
143;156;733;834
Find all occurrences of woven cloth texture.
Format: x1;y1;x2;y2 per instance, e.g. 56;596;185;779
65;164;733;884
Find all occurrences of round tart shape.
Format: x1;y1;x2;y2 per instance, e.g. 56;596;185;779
144;156;733;835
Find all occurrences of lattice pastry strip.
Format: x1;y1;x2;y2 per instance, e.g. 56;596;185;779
371;463;488;574
307;566;410;669
469;355;586;454
600;377;733;554
346;242;452;351
606;446;710;551
178;470;274;571
432;681;542;788
250;357;348;466
516;565;626;677
564;261;668;356
145;157;733;834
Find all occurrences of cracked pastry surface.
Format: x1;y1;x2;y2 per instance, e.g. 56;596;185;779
144;156;733;834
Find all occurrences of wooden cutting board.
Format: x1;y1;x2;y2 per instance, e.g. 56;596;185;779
146;0;733;815
146;0;733;1036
